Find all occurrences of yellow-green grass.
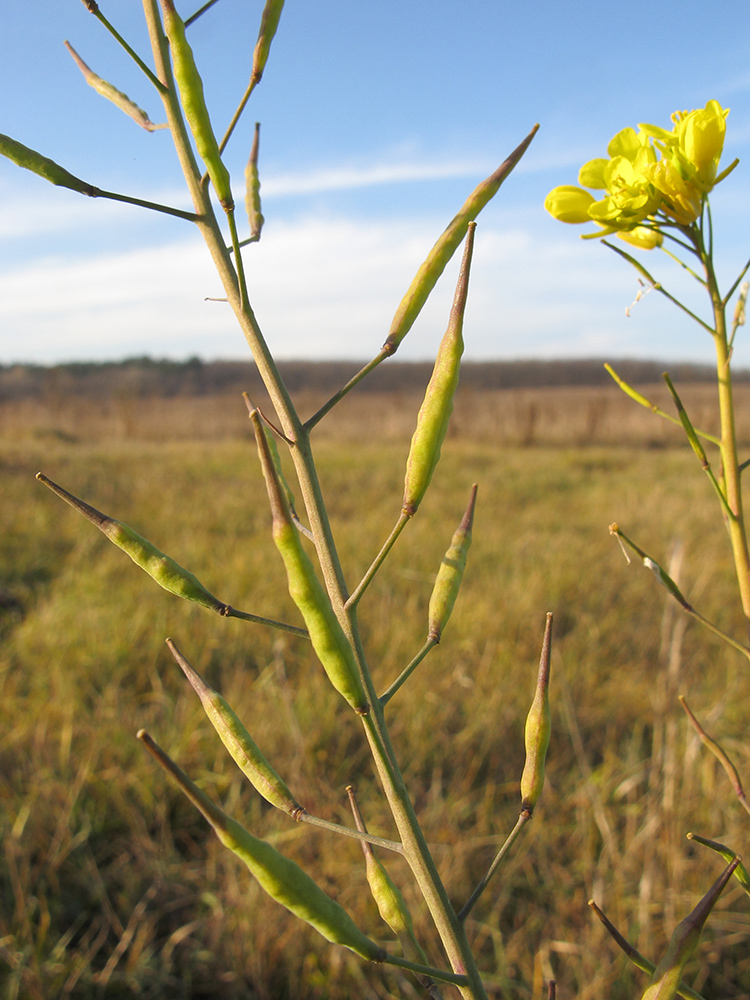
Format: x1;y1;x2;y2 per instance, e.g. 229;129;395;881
2;424;750;998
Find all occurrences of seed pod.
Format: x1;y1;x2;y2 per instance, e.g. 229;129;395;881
686;833;750;897
346;787;429;972
64;41;167;131
160;0;234;210
250;411;368;714
0;133;97;196
245;122;264;242
640;858;738;1000
384;124;538;355
36;473;226;614
520;613;553;812
137;730;385;962
251;0;285;86
427;484;477;641
402;224;475;516
166;639;303;816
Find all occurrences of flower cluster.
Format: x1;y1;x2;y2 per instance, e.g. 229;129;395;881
545;101;736;248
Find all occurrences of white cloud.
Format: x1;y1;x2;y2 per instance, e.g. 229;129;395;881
0;207;741;368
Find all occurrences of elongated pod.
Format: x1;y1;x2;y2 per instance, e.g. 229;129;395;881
402;223;475;516
64;41;166;131
36;473;226;613
245;123;264;242
160;0;233;210
384;124;538;354
252;0;285;85
640;859;738;1000
520;613;553;812
427;484;477;641
0;134;97;195
167;639;303;816
138;731;385;961
250;412;368;713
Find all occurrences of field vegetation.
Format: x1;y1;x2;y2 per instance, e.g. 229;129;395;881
2;379;750;998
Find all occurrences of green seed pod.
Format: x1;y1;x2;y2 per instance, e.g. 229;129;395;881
346;787;428;968
166;638;303;816
402;224;475;516
64;41;167;132
245;122;264;242
520;613;553;812
640;858;738;1000
686;833;750;896
427;484;477;641
250;411;368;714
160;0;234;210
251;0;285;85
36;473;226;614
384;124;538;355
137;730;385;962
0;133;97;196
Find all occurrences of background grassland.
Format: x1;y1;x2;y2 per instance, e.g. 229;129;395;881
2;384;750;999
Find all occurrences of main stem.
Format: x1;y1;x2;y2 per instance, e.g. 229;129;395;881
143;5;488;995
699;230;750;625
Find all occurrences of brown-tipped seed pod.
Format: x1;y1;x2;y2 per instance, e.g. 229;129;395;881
36;473;226;614
520;613;553;812
0;133;97;196
167;639;303;816
64;41;166;131
160;0;233;210
249;412;368;714
383;125;538;355
427;484;477;642
251;0;285;85
402;225;475;517
245;123;264;241
138;731;385;962
640;858;738;1000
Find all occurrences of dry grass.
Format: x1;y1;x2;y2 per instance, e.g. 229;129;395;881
1;389;750;998
5;380;750;448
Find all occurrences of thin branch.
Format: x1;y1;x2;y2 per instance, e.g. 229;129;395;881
345;513;410;611
297;811;403;854
184;0;222;27
458;811;531;922
380;638;438;707
223;606;308;638
381;955;469;988
723;257;750;307
84;2;166;92
95;187;202;221
305;350;391;431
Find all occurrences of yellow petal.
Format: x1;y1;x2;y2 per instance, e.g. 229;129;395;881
544;185;595;223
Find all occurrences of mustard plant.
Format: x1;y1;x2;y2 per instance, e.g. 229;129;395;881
2;3;551;997
547;101;749;997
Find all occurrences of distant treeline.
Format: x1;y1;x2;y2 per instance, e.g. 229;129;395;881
0;356;735;401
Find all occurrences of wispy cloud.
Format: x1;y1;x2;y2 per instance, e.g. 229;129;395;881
2;209;722;367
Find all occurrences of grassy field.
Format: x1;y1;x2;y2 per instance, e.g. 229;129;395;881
2;386;750;999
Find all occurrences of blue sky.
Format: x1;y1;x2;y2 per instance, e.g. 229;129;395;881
2;0;750;365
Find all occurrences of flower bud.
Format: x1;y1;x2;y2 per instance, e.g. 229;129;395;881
544;185;595;224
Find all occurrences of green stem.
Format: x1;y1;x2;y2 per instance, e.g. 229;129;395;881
345;512;410;611
458;811;531;922
144;7;496;992
305;349;391;431
698;228;750;624
380;638;437;706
